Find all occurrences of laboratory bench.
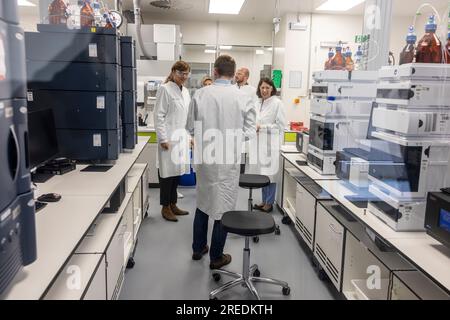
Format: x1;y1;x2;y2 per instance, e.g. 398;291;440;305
279;151;450;300
2;137;149;300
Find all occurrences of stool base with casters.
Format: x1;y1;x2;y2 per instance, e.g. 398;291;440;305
210;211;290;300
239;174;281;243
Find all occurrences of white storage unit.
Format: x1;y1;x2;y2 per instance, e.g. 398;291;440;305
282;168;299;222
342;232;391;300
44;254;106;300
295;183;316;250
84;255;107;300
295;181;333;251
106;221;125;300
314;202;346;290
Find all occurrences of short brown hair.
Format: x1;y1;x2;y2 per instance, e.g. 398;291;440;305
214;55;236;77
166;60;191;83
257;77;277;99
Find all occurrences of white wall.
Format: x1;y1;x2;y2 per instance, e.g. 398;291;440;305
141;14;273;47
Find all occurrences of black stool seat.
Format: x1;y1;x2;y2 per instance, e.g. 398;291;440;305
222;211;275;237
239;174;270;189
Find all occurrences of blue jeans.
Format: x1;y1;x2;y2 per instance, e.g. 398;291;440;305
192;209;228;261
262;183;277;205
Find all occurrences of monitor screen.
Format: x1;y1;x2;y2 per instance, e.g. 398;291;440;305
439;208;450;233
27;108;59;170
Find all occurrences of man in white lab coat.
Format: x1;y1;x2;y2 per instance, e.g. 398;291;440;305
187;55;256;270
235;67;258;173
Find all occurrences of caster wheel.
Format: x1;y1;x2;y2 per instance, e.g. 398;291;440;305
253;269;261;277
275;227;281;236
210;297;218;300
318;269;328;281
253;236;260;243
282;287;291;296
282;216;291;225
213;273;221;282
126;258;135;269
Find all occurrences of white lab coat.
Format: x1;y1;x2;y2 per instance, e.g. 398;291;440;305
248;96;286;181
155;81;191;179
187;80;256;220
236;84;258;154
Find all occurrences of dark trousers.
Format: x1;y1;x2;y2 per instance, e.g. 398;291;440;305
158;171;179;206
192;209;228;261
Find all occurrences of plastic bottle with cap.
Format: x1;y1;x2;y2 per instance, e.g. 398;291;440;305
48;0;68;25
330;42;346;71
324;48;334;70
92;0;103;26
400;26;417;65
416;15;443;64
355;45;363;70
345;47;354;71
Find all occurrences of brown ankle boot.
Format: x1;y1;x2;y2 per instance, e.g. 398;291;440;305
162;206;178;222
170;204;189;216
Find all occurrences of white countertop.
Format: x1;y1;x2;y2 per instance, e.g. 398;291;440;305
138;126;156;133
282;153;339;181
315;179;450;292
280;145;300;154
3;196;108;300
389;236;450;292
2;138;148;300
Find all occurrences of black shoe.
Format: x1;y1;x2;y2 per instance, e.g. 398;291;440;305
192;245;209;261
253;204;265;211
210;254;232;270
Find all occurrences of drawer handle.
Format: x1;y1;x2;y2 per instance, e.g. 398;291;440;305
329;223;342;235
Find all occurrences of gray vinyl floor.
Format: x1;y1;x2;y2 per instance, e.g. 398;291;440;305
119;186;340;300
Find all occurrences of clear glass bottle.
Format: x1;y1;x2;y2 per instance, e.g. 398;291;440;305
80;0;95;27
92;0;102;27
48;0;68;25
416;15;443;64
324;48;334;70
400;26;417;65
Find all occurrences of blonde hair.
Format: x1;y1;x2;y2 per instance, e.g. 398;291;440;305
201;76;213;86
165;60;191;83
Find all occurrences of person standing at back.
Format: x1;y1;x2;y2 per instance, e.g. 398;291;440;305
187;55;256;269
252;78;286;213
155;61;192;223
235;67;257;100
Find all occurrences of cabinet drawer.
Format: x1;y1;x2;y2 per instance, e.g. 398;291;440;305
315;203;345;290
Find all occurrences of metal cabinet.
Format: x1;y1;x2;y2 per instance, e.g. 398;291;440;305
314;202;345;291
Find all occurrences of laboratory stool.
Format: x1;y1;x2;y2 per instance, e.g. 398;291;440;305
210;211;290;300
239;174;281;243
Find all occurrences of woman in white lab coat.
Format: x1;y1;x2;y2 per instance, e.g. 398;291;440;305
253;78;287;213
155;61;192;222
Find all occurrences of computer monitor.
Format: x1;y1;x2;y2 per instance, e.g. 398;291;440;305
27;108;59;171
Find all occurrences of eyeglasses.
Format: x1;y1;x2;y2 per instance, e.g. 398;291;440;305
176;70;191;78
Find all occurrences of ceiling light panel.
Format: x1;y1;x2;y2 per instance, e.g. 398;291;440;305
209;0;246;15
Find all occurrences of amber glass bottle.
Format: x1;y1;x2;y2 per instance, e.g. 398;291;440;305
416;15;443;64
80;0;95;28
48;0;68;25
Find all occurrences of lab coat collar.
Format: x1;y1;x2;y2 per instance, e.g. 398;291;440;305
214;79;232;85
167;81;186;98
